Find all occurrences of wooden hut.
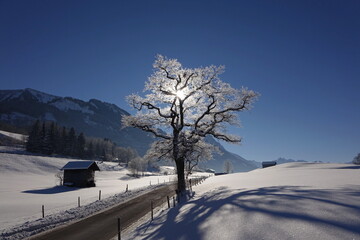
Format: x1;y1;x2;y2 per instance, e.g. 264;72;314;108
61;161;100;187
262;161;277;168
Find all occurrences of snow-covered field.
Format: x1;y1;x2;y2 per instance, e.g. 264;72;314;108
1;143;359;240
0;149;193;239
122;162;360;240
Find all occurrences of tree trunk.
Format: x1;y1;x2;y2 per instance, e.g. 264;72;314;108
175;158;186;192
173;129;186;192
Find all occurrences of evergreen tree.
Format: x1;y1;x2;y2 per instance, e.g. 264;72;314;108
95;142;102;159
47;122;56;154
65;127;76;156
42;122;55;155
39;122;47;153
26;120;42;153
52;123;61;154
86;141;94;159
76;133;86;158
101;148;107;161
57;127;67;155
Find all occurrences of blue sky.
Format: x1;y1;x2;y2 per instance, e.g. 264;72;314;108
1;0;359;163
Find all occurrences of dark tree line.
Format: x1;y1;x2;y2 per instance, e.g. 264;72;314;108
26;120;139;162
26;120;86;158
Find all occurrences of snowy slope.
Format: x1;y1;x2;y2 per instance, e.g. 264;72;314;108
123;163;360;240
0;152;183;233
0;130;26;142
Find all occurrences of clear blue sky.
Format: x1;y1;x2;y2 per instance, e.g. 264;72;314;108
1;0;359;163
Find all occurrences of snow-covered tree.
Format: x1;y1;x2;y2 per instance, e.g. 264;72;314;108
128;157;147;177
223;160;233;174
353;153;360;165
55;171;64;186
123;55;258;192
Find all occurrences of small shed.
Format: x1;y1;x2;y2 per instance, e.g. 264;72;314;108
262;161;277;168
214;172;227;176
61;161;100;187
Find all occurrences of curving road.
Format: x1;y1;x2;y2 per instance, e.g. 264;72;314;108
28;183;177;240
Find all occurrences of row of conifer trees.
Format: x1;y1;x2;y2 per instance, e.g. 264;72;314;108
26;120;87;158
26;120;138;162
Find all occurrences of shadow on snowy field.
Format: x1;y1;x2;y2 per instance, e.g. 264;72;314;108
130;186;360;240
22;186;80;194
325;165;360;170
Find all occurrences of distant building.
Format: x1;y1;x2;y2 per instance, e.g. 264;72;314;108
214;172;227;176
262;161;277;168
61;161;100;187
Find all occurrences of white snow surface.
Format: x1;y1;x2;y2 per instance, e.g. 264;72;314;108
0;130;27;141
121;163;360;240
26;89;58;103
50;99;94;114
1;150;359;240
0;151;186;240
84;115;98;126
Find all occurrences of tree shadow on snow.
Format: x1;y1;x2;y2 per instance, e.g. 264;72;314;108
131;185;360;240
22;186;80;194
326;165;360;170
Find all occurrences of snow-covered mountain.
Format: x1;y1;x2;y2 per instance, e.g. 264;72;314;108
199;136;259;172
0;88;258;172
0;88;154;155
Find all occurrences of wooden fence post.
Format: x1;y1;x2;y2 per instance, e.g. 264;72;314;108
99;190;101;201
42;205;44;218
78;197;80;207
126;184;128;192
118;217;121;240
167;196;170;208
151;201;154;221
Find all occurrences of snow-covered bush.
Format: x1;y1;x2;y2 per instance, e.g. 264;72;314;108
223;160;233;173
55;171;64;186
128;157;147;177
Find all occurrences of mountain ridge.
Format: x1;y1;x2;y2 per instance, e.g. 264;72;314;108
0;88;153;155
0;88;258;172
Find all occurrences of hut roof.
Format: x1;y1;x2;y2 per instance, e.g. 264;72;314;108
262;161;277;168
61;161;100;171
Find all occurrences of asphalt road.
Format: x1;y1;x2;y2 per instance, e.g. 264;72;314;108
28;183;177;240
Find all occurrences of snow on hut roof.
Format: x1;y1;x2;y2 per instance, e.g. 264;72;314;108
61;161;100;171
